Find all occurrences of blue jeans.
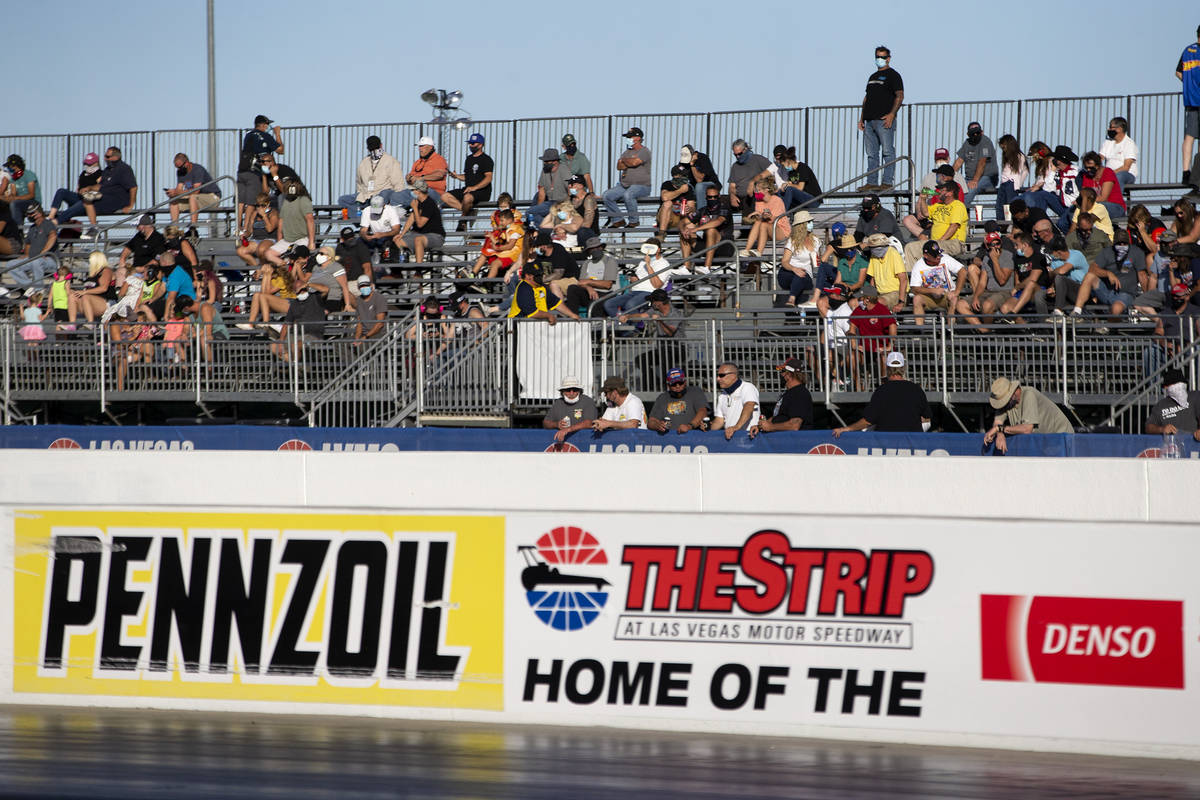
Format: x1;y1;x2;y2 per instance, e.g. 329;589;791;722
7;255;52;286
338;189;401;219
963;174;997;209
780;186;821;211
1116;172;1136;189
996;180;1021;220
526;201;552;227
777;269;814;304
50;188;80;214
1101;200;1126;219
602;184;651;225
1019;190;1073;231
393;188;442;208
862;119;896;185
604;290;651;317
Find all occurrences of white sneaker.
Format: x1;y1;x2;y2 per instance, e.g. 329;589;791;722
1050;308;1064;317
1070;308;1083;317
235;323;254;331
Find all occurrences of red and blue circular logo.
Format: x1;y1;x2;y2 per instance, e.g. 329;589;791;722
520;526;610;631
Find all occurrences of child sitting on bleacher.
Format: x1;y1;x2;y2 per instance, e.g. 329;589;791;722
474;203;525;279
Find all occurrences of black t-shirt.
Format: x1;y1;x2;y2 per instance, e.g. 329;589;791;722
0;202;21;242
463;152;494;191
124;231;167;266
77;169;101;191
862;68;904;121
268;164;302;197
337;238;372;281
660;180;696;203
1012;206;1049;235
687;152;719;186
687;197;734;240
284;294;327;328
863;379;930;432
413;196;445;235
771;385;813;428
239;129;279;173
541;243;579;280
1129;217;1164;253
1012;250;1049;286
789;162;822;197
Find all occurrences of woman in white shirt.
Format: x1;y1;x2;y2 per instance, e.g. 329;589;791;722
996;134;1028;221
779;212;821;307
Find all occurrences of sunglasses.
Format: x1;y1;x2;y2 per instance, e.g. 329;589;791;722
562;388;581;394
717;372;734;378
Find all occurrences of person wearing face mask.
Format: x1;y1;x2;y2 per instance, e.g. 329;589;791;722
0;155;40;225
265;178;315;266
528;148;569;228
559;134;593;195
710;363;759;441
602;127;653;229
473;205;525;280
46;152;102;222
165;153;219;229
679;188;733;273
274;278;328;361
655;164;696;239
592;375;647;433
1098;117;1138;191
237;115;284;238
951;123;999;209
1078;151;1126;220
394;137;446;208
339;135;406;220
983;377;1073;453
359;195;404;263
443;132;494;228
78;147;138;233
1066;208;1111;264
725;139;770;223
1146;368;1200;438
565;237;619;313
743;177;789;259
1001;231;1051;317
604;237;675;318
858;46;904;192
306;246;353;314
255;152;301;207
353;275;388;341
540;200;585;249
863;233;908;313
565;174;598;240
648;367;709;435
1072;227;1142;319
855;193;902;241
544;375;599;443
393;179;445;265
679;145;719;208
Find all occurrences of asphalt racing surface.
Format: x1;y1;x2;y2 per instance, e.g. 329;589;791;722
2;706;1199;799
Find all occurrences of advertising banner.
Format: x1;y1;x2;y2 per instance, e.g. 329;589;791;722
12;510;504;710
503;514;1198;751
0;424;1196;459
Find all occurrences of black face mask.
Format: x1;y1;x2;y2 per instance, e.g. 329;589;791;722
542;163;554;173
1106;129;1118;140
1114;243;1130;261
469;144;482;153
967;133;982;145
563;144;577;155
1078;229;1091;242
707;196;720;207
862;207;877;220
176;166;187;177
1083;167;1098;178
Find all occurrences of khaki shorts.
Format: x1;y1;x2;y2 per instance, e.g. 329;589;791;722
918;292;951;310
171;192;220;210
981;290;1009;310
879;291;900;308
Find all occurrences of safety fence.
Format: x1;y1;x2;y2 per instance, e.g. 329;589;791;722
3;316;1193;432
2;92;1184;211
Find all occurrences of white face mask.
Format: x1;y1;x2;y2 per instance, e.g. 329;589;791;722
296;291;310;301
315;253;329;265
561;392;580;405
806;221;814;232
1166;383;1189;407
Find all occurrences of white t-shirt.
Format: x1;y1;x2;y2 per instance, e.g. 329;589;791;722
714;381;760;428
360;205;402;235
910;254;964;290
630;256;687;292
1099;136;1138;178
786;235;822;276
826;302;853;343
601;393;647;428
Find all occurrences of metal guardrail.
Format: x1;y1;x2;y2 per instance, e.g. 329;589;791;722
0;315;1187;430
1;92;1185;208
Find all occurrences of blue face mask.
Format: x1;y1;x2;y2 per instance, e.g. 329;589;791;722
734;151;750;165
875;56;888;68
359;287;371;297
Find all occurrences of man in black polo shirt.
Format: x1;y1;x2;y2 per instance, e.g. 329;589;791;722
833;351;930;435
750;358;814;436
858;45;904;191
118;214;166;273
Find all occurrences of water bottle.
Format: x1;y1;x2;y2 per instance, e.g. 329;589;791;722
1163;432;1180;459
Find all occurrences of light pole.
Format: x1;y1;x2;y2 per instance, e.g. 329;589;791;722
419;89;472;153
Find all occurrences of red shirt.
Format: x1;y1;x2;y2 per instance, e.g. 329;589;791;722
850;304;897;351
1081;167;1124;209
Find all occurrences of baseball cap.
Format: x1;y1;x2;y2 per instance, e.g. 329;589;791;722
567;173;586;185
534;230;553;247
860;284;879;298
449;289;468;306
984;231;1002;246
24;202;43;216
416;136;436;148
885;351;906;368
583;236;604;250
82;152;99;166
288;244;311;260
466;132;485;144
561;133;577;146
541;148;560;161
410;178;428;192
340;226;356;239
923;240;942;257
621;127;644;138
1163;368;1187;386
137;214;155;227
935;164;956;178
369;195;384;211
831;222;847;238
934;147;950;161
861;193;880;208
666;367;686;383
254;114;274;125
356;275;372;286
602;375;628;392
777;358;804;373
967;121;983;134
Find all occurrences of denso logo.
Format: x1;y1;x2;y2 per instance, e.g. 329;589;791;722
980;594;1184;690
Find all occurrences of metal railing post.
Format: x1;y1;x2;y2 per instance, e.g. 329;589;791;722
98;324;106;415
416;319;425;426
2;324;10;426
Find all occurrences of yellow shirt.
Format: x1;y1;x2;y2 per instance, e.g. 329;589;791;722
1072;204;1114;240
929;200;968;242
867;248;906;294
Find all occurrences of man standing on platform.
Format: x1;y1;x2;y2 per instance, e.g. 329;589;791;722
858;45;904;192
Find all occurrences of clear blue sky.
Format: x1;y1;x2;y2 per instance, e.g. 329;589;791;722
7;0;1197;136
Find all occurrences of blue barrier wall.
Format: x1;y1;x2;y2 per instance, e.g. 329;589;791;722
1;426;1192;459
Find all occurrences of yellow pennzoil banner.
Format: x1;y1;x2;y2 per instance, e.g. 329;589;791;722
13;510;503;710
